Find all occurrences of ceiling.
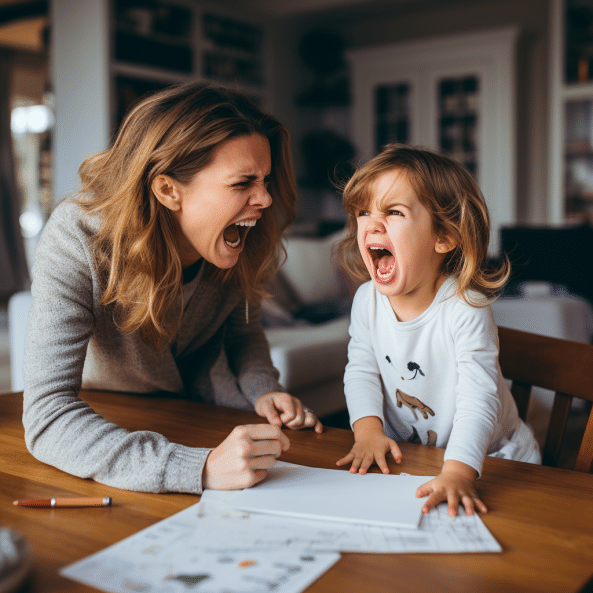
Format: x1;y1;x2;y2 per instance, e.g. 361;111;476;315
220;0;425;17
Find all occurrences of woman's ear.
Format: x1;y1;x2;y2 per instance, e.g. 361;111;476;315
151;175;181;212
435;234;456;254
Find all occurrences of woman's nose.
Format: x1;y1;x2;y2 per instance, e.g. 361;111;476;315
249;185;272;209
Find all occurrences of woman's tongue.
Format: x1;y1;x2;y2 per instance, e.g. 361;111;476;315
223;224;241;248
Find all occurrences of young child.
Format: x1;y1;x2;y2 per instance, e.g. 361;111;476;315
336;144;540;517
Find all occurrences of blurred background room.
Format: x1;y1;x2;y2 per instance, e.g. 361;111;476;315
1;0;592;461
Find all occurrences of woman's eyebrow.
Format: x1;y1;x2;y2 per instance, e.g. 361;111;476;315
231;171;272;181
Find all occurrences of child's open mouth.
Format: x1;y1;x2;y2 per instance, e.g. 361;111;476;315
223;220;256;250
369;245;396;282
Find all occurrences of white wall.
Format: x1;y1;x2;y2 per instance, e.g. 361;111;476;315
271;0;550;226
51;0;110;203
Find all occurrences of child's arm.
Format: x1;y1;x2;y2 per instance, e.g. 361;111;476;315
415;459;487;516
336;416;402;474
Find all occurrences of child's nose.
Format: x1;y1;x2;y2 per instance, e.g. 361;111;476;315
367;214;386;232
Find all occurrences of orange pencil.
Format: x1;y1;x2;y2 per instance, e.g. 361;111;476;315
13;497;112;508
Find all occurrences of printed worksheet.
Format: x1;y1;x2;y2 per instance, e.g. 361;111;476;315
195;499;502;554
62;497;500;593
61;511;340;593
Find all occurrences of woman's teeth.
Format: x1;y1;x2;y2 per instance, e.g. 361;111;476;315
224;220;256;248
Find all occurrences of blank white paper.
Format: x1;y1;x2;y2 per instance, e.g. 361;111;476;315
210;461;428;530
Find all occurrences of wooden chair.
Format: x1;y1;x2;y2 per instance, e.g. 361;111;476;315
498;326;593;473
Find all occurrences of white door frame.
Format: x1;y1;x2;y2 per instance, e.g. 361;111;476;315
348;26;520;254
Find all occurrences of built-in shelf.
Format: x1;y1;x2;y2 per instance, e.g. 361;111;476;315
111;0;268;131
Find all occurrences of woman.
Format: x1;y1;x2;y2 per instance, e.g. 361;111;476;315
23;83;321;495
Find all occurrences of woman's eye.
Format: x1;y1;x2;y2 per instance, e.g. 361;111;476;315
232;182;254;192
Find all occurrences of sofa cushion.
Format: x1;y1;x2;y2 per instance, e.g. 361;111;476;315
280;230;345;306
265;316;350;392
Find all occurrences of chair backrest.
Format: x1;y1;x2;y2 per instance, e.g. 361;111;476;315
498;326;593;473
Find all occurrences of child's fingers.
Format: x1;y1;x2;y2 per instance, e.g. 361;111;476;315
356;453;376;475
389;443;402;464
374;453;390;474
463;495;487;514
421;491;445;514
415;479;434;498
336;452;355;467
460;495;476;515
447;493;461;517
475;498;488;513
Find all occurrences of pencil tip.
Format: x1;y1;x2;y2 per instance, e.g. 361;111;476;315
12;500;18;505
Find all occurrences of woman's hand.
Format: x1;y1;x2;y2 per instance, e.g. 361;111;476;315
202;423;290;490
415;459;487;516
254;392;323;433
336;416;402;474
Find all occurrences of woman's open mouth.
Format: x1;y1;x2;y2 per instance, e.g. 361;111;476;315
369;245;396;282
223;219;257;250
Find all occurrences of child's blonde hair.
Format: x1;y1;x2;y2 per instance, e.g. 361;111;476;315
338;143;509;304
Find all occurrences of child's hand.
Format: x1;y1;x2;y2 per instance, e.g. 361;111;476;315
415;459;487;516
336;416;402;474
254;392;323;433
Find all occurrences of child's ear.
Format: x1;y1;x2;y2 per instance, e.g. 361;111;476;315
152;174;182;212
435;235;456;254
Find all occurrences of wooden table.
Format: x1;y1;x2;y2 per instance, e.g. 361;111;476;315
2;390;592;593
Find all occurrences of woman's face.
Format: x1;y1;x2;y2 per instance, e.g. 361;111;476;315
170;133;272;269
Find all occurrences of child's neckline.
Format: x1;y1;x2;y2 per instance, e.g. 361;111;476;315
380;276;456;326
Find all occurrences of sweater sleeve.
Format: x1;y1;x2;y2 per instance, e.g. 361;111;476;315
443;302;501;476
224;300;283;405
22;203;210;494
343;284;386;428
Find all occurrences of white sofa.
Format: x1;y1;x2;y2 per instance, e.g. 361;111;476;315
8;290;33;392
263;230;351;419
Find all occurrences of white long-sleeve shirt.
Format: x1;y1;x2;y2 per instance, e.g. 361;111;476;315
345;278;540;475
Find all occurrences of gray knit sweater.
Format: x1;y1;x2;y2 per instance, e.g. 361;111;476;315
22;197;283;494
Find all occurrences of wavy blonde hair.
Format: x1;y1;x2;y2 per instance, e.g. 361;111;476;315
338;144;509;305
77;83;296;348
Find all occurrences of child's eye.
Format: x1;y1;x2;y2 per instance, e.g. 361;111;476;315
388;209;404;216
357;210;369;217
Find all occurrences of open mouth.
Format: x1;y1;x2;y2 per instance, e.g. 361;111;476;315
369;245;396;281
223;219;256;250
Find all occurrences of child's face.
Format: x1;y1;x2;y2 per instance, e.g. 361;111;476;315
356;169;452;317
